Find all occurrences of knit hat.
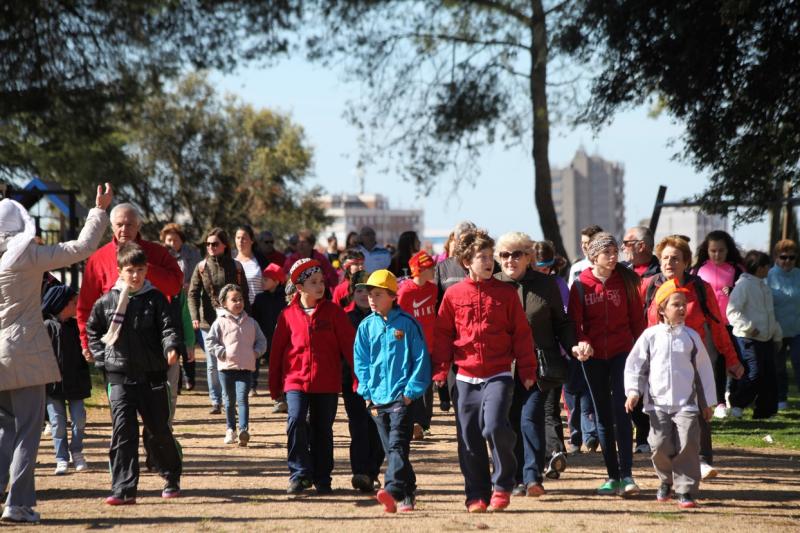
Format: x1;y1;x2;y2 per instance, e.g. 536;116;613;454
262;263;286;284
0;198;36;271
41;284;77;317
289;258;322;285
408;250;435;277
587;232;619;261
654;279;690;308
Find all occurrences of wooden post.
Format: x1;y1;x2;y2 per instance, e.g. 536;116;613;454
648;185;668;235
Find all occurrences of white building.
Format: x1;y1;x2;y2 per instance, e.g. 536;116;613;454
654;207;728;247
319;193;424;248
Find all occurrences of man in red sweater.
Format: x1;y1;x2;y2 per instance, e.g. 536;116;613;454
76;203;183;357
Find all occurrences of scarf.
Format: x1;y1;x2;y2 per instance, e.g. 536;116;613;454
101;277;155;346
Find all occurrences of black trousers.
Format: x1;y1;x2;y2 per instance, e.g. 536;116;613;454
108;380;182;498
543;385;566;454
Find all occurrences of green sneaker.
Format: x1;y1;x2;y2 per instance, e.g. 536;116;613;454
620;476;640;496
597;479;620;496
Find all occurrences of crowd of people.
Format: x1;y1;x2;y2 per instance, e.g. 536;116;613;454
1;185;798;522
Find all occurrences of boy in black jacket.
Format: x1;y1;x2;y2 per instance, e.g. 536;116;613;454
86;242;183;505
43;284;91;476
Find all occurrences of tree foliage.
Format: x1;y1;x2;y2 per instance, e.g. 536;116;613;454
574;0;800;225
123;73;329;243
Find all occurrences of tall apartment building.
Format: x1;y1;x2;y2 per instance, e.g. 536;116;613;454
552;148;626;260
318;193;424;248
653;207;728;247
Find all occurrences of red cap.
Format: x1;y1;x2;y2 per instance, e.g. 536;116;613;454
262;263;286;284
408;250;435;277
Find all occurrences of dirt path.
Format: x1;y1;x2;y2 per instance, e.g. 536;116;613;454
24;356;800;531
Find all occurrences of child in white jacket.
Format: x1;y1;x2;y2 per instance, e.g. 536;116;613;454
205;284;267;446
726;250;782;419
625;279;716;510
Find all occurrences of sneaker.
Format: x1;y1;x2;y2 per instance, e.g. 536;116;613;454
466;499;487;513
545;451;566;479
511;484;526;497
372;478;382;490
440;400;451;412
351;474;374;493
249;389;258;397
376;489;397;513
209;404;222;415
656;483;672;502
565;442;581;455
287;477;312;495
72;452;88;472
315;484;333;495
526;482;545;497
634;443;651;454
676;493;697;509
597;479;620;496
104;495;136;506
412;423;425;441
730;406;743;419
54;460;69;475
1;505;40;523
713;403;728;419
398;495;415;512
487;490;511;512
700;462;718;480
237;429;250;447
272;400;288;414
777;401;789;410
585;437;599;453
620;477;640;496
162;485;181;499
224;428;236;445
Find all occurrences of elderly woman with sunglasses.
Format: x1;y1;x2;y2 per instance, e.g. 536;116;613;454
494;232;577;498
767;239;800;410
188;228;250;415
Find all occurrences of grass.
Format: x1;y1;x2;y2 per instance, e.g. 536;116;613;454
84;366;109;409
645;512;685;521
711;386;800;450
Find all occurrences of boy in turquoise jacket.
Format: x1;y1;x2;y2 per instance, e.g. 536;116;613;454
353;269;431;513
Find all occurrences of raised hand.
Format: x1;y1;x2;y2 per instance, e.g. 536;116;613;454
95;182;113;210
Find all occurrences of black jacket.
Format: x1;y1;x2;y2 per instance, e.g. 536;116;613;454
86;287;179;383
44;317;91;400
251;286;287;347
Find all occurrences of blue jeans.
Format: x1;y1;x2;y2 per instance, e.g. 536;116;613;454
219;370;251;431
563;387;597;447
731;337;777;418
454;376;516;504
200;329;222;407
285;391;338;488
776;335;800;402
582;355;633;480
371;399;415;500
45;397;86;461
509;377;545;485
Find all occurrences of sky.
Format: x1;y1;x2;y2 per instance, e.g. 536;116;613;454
212;58;770;253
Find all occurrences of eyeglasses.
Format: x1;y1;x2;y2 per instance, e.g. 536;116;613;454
622;239;642;247
779;255;796;261
498;250;526;260
206;241;221;248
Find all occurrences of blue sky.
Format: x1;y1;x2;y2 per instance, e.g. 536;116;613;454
212;58;769;252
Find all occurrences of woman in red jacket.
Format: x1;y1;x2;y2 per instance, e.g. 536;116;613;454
568;232;645;497
434;229;536;513
268;258;355;496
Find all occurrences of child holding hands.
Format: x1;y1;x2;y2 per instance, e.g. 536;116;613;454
624;280;716;509
205;284;267;446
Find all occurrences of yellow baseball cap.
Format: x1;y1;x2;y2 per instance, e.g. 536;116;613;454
356;269;398;293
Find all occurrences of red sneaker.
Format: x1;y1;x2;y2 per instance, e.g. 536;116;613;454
376;489;397;513
105;495;136;506
526;483;545;497
466;499;487;513
488;490;511;512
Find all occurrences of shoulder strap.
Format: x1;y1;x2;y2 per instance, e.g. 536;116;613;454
199;259;221;309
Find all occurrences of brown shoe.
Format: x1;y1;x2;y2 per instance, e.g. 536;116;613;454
412;423;424;441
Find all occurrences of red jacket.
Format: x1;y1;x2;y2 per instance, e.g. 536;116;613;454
642;274;739;368
77;235;183;349
568;267;646;360
268;296;355;398
332;279;350;307
433;277;536;383
397;278;437;351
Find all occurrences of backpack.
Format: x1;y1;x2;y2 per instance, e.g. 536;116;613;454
643;273;719;323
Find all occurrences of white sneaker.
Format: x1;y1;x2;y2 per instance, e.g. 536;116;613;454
54;460;68;475
634;443;651;454
713;404;728;419
72;452;88;472
730;407;744;419
1;505;40;523
777;401;789;410
224;428;236;444
700;462;718;480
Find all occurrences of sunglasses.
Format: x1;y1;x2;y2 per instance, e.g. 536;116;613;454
622;239;642;247
498;250;526;260
206;241;221;248
779;255;796;261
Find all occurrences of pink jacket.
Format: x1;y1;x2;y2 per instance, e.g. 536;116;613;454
696;261;741;325
205;310;268;372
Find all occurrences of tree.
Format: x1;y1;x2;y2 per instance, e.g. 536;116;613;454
123;73;329;243
573;1;800;237
307;1;583;261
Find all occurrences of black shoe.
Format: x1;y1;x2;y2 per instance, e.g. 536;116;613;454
287;478;312;495
547;451;567;475
511;484;526;497
351;474;374;493
315;484;333;495
440;400;451;412
585;437;599;453
209;404;221;415
676;493;697;509
656;483;672;502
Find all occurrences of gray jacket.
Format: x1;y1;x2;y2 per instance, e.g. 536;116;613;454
0;207;108;391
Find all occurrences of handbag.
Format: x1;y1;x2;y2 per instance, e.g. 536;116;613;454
536;347;568;391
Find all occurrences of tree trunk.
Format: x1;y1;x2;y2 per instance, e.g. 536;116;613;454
529;0;569;263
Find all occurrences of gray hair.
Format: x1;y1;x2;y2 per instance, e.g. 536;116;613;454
110;203;142;225
629;225;654;251
453;220;477;241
